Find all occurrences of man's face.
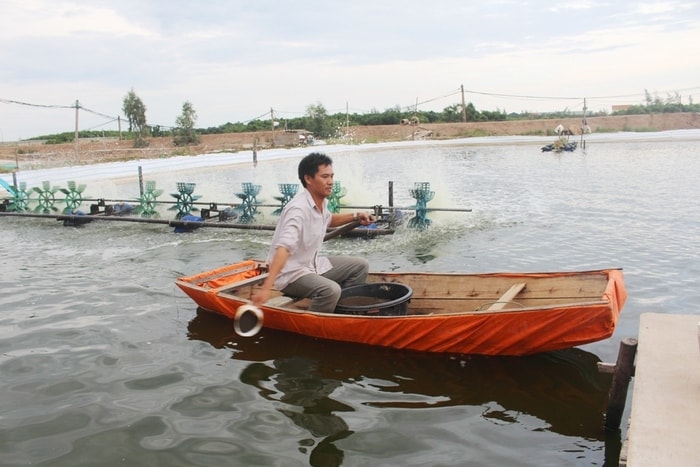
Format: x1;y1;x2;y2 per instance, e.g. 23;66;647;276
305;163;334;198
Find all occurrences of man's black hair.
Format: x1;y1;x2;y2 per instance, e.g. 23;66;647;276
298;152;333;187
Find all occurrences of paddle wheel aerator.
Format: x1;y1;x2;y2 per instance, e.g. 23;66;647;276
134;181;164;217
234;182;262;223
59;181;86;213
272;183;298;216
327;181;346;214
408;182;434;229
170;182;201;219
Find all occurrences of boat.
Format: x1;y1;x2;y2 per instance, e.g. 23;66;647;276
175;260;627;356
541;140;578;152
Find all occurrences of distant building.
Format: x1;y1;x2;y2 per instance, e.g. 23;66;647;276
273;130;314;147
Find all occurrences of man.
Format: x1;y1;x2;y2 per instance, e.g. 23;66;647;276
251;152;374;312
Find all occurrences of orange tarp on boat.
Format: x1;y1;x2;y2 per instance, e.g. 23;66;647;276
177;265;626;356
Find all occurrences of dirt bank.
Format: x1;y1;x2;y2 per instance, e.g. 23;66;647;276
2;112;698;169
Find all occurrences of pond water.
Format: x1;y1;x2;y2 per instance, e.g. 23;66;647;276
1;131;699;466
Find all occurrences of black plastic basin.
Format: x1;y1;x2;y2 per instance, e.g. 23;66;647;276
335;282;412;316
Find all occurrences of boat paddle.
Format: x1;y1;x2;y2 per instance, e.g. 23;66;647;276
233;220;363;337
323;220;362;241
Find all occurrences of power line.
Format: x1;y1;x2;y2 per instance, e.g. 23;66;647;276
82;119;120;132
241;110;272;124
3;84;699;137
463;88;582;101
1;97;120;119
0;98;75;109
461;86;700;102
415;88;462;107
79;105;117;121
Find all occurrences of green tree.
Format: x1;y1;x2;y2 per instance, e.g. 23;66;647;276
305;102;333;138
173;101;200;146
644;89;654;107
122;88;148;147
464;102;482;121
442;104;463;122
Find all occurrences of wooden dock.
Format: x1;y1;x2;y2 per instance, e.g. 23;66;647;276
623;312;700;466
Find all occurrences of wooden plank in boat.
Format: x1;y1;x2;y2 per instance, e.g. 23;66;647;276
265;295;295;307
293;298;312;310
222;272;268;290
486;282;527;311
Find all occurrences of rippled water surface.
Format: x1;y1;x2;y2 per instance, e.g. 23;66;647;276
1;132;699;466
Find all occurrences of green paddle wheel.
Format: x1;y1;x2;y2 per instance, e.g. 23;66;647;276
234;182;262;223
408;182;434;229
32;181;59;213
5;181;30;212
134;181;163;217
169;182;201;219
59;181;86;213
272;183;298;216
327;181;346;214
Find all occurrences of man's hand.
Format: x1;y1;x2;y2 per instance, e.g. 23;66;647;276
251;286;271;308
357;211;375;225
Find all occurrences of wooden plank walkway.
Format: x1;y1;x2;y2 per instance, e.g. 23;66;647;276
624;312;700;466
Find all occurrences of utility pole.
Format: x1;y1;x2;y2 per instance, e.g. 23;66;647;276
346;101;349;139
74;99;79;158
581;98;588;148
118;116;122;140
270;107;275;147
461;85;467;122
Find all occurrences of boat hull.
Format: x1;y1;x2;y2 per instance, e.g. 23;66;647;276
176;261;626;356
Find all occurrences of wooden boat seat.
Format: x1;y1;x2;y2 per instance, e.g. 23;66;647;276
485;282;527;311
265;295;295;307
231;273;307;309
292;298;311;310
219;272;268;291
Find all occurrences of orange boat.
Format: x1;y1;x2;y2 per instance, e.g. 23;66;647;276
175;260;627;356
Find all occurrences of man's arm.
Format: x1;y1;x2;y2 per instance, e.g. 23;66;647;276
329;211;373;227
251;246;290;307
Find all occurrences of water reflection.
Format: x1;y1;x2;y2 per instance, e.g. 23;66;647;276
239;360;352;466
188;310;612;464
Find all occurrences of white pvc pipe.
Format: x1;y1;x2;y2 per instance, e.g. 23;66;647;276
234;304;264;337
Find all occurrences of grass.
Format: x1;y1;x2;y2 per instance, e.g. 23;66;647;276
457;128;493;138
622;126;659;132
594;126;660;133
523;130;548;136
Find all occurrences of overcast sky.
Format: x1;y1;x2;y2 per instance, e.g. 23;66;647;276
1;0;699;141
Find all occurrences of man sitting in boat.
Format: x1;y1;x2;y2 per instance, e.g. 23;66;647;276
251;152;374;312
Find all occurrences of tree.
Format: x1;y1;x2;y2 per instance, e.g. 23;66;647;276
173;101;200;146
442;104;463;122
464;102;481;121
305;102;333;138
122;88;149;147
644;89;653;107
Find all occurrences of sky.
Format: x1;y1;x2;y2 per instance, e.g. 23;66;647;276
1;0;699;141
